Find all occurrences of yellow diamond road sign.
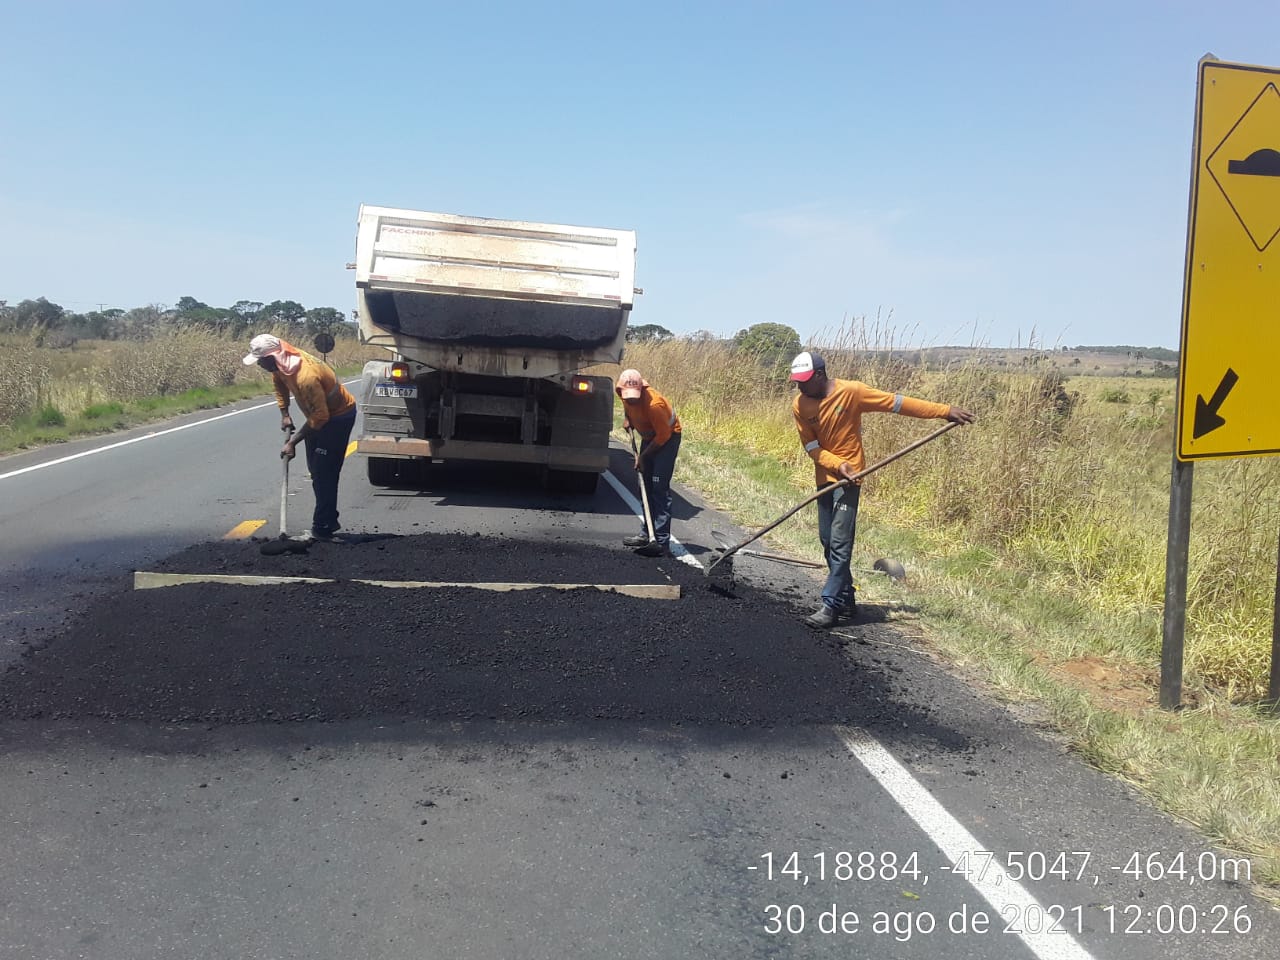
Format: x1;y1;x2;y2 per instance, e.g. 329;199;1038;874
1177;58;1280;460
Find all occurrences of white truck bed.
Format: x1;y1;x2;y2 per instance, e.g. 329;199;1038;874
355;205;637;377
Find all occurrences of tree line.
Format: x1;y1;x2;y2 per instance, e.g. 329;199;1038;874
0;296;357;347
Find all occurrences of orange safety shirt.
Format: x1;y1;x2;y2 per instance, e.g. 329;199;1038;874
793;379;950;485
273;353;356;430
619;385;682;446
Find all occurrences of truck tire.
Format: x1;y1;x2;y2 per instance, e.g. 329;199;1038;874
369;457;431;488
546;468;599;495
367;457;399;487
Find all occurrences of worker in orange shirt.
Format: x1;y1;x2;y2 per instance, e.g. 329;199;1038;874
616;368;682;557
791;351;974;628
244;334;357;542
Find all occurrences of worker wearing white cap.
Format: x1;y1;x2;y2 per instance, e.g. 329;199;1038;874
790;350;975;628
615;368;682;557
244;334;357;542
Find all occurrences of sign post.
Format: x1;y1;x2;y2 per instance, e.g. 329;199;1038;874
1164;56;1280;709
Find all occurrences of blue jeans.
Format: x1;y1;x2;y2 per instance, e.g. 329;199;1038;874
639;432;681;547
816;482;861;610
305;408;356;535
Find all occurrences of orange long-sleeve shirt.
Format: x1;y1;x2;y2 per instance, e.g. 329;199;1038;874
793;379;950;485
273;353;356;430
618;385;682;446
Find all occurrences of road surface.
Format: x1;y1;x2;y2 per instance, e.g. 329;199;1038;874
0;395;1275;959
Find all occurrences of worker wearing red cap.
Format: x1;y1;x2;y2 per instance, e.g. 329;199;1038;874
244;333;357;542
791;351;975;628
616;368;682;557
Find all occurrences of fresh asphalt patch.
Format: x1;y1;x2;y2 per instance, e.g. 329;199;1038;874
0;533;967;750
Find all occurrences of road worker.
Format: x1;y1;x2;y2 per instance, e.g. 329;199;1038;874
790;351;975;628
243;334;357;542
616;368;682;557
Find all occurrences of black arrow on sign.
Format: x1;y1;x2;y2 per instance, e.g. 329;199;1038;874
1193;368;1239;439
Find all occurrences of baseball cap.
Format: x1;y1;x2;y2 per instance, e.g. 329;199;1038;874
789;351;826;382
617;368;645;399
243;334;284;365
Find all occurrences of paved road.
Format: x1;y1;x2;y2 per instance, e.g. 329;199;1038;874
1;396;1276;959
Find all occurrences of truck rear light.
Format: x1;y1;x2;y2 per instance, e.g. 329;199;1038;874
570;377;593;394
389;362;411;381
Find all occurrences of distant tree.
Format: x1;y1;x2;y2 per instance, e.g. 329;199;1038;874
175;296;209;313
304;306;346;337
683;330;722;343
11;297;65;331
263;299;306;325
626;323;674;343
121;304;165;340
230;300;264;322
733;322;801;367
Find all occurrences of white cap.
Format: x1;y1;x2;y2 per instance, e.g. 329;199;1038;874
243;334;284;365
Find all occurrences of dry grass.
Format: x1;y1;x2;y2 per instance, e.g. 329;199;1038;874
0;329;374;427
621;324;1276;699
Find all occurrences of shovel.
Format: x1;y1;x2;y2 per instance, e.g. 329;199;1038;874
628;431;658;550
261;431;310;556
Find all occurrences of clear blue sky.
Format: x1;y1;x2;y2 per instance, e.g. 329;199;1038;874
2;0;1277;349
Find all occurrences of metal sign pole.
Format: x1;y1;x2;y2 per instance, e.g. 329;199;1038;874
1270;529;1280;708
1161;456;1193;709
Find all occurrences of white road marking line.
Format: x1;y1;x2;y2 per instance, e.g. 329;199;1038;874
0;401;281;481
601;470;702;569
0;380;362;482
834;725;1096;960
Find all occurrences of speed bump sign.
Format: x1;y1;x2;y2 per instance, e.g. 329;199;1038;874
1177;58;1280;460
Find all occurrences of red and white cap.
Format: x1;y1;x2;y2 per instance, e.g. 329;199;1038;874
617;368;646;399
789;351;826;382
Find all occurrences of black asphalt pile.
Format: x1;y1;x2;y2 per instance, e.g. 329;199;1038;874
0;534;949;736
370;290;623;350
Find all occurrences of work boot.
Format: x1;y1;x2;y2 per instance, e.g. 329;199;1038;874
622;533;651;547
634;542;669;558
804;605;840;629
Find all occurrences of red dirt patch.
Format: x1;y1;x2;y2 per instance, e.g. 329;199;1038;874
1038;654;1162;716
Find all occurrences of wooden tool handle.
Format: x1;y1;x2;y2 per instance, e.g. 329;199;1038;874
706;421;958;572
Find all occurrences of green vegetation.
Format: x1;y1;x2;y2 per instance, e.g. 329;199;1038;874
34;405;65;427
619;322;1279;896
0;295;355;346
1072;344;1180;362
82;401;125;420
625;323;674;343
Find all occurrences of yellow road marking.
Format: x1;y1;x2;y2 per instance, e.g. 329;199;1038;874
345;440;357;457
223;520;267;540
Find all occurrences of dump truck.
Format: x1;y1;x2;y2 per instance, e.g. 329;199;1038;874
352;205;638;493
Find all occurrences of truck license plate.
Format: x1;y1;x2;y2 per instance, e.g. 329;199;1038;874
373;383;417;399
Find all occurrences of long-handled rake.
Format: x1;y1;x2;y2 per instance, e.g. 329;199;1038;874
704;421;957;590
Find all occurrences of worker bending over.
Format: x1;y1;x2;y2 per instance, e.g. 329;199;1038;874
616;368;682;558
244;334;357;542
